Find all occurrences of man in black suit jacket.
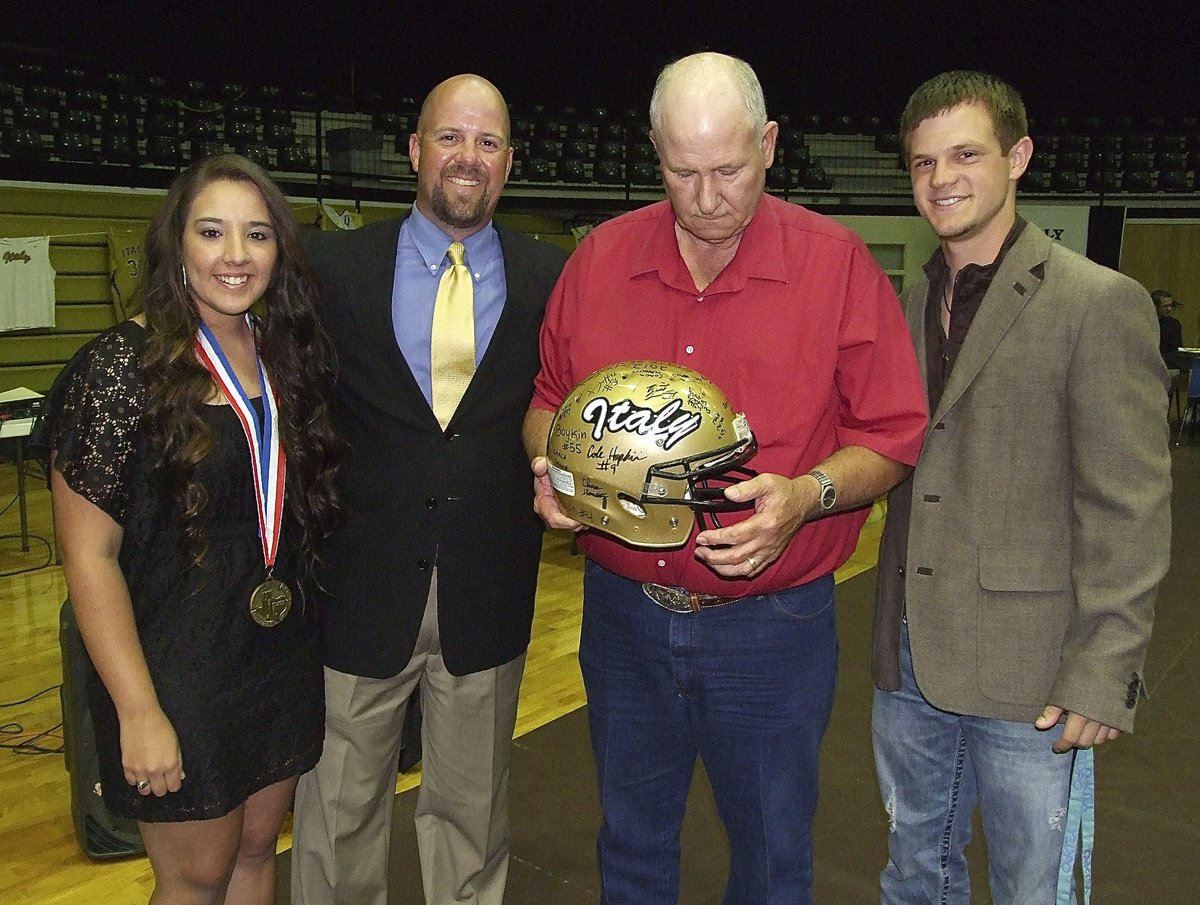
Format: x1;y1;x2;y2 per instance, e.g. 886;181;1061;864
291;74;568;905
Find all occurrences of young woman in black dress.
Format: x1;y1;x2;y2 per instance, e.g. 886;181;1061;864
34;155;341;904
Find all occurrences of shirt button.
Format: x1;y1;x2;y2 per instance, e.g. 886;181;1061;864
426;498;437;509
430;265;437;272
685;345;694;354
697;296;704;302
418;559;430;571
658;559;666;567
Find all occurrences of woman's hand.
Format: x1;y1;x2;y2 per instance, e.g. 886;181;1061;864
120;706;185;796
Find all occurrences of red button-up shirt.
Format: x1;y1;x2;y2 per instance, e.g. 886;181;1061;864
532;194;927;595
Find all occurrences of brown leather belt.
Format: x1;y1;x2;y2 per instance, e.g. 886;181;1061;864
642;582;741;613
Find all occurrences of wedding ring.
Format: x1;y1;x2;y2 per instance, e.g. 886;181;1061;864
136;779;150;791
747;556;758;570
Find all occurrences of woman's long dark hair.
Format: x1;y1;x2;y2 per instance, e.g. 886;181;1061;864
136;154;341;567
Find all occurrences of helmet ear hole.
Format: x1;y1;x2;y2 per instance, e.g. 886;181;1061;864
617;496;648;519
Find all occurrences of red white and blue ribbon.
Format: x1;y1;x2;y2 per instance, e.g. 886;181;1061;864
193;314;286;572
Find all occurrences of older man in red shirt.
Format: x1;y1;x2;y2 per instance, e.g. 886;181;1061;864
523;52;926;904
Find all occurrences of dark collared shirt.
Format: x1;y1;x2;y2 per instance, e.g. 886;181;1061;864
923;218;1027;411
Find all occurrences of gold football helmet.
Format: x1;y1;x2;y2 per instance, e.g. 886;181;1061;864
545;360;757;548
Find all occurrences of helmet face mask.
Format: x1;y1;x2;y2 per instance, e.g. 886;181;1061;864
546;360;758;548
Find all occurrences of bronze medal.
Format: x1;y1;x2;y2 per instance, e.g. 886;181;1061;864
250;578;292;627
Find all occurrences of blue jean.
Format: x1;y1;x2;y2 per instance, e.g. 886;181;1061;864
872;626;1074;905
579;561;838;905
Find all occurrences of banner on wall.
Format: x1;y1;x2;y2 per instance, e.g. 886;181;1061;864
319;203;363;231
108;227;145;321
1020;204;1090;257
0;236;56;331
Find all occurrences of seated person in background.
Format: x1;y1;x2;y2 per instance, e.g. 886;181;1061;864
1153;288;1183;372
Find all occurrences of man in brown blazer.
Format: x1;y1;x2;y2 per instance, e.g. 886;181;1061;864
872;71;1171;904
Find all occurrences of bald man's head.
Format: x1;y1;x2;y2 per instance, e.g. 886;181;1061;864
409;74;513;240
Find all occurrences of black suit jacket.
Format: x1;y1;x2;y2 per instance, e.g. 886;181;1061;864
302;217;568;678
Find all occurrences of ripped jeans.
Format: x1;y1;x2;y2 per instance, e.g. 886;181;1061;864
872;626;1074;905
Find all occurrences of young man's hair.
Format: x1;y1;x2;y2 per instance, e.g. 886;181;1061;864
900;70;1028;160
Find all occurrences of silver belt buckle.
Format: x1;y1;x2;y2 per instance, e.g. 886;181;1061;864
641;582;692;613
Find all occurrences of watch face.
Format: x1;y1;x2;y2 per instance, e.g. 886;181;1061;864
821;487;836;509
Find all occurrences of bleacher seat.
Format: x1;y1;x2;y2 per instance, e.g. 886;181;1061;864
1159;170;1194;192
147;95;177;117
596;140;624;162
561;139;590;160
189;119;223;141
226;120;256;145
14;106;53;132
557;159;586;182
599;121;627;142
146;135;182;167
511;117;535;141
262;106;292;126
1122;170;1154;192
54;130;95;162
594;159;624;185
1056;151;1088;170
291;89;319;112
26;85;59;109
629;142;655;162
1091;150;1122;171
1031;134;1057;153
530;138;558;161
189;139;225;162
567;121;594;141
66;88;102;112
183;80;210;104
1087;170;1122;193
263;123;296;149
1156;151;1187;171
1020;170;1053;192
101;131;135;164
630;160;658;185
276;143;313;172
1123;133;1154;152
1124;150;1155;170
5;128;46;160
522;158;554;181
801;164;832;190
767;164;797;189
1050;170;1085;192
105;92;140;114
874;133;901;156
236;143;271;168
146;113;180;137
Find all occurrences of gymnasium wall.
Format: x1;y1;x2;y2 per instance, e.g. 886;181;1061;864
0;185;577;394
1;181;1172;394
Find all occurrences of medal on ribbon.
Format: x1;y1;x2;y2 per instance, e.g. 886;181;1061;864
194;315;292;627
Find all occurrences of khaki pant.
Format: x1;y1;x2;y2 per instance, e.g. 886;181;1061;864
291;570;525;905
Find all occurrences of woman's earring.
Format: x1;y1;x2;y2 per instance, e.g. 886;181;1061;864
181;263;188;289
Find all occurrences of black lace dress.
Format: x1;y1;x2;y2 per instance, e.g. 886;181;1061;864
31;320;324;822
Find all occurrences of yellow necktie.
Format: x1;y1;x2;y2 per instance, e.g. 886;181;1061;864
430;241;476;430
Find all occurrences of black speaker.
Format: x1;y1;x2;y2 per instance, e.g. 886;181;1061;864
59;599;145;859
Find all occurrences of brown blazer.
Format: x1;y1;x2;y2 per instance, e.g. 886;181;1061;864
872;224;1171;732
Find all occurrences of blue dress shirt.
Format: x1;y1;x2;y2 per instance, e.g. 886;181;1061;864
392;206;508;408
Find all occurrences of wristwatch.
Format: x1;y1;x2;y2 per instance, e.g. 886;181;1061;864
808;469;836;512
